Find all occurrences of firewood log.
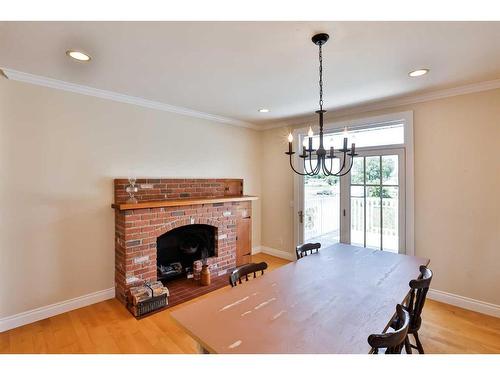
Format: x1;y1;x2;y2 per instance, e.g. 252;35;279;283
133;292;150;305
128;286;152;305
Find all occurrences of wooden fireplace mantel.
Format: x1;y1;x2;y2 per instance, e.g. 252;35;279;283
111;195;258;211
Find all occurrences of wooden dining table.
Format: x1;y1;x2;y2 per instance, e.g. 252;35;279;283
170;243;430;354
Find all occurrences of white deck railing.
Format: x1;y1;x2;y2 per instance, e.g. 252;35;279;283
304;195;339;240
305;195;398;249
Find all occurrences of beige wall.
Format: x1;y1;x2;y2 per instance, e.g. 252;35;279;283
0;78;262;318
261;89;500;305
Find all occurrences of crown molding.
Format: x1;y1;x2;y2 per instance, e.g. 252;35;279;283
4;67;498;132
1;68;259;130
258;77;500;131
259;116;313;131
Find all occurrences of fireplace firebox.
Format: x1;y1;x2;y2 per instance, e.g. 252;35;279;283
157;224;216;281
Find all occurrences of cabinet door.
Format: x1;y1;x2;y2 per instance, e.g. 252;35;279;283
236;217;251;266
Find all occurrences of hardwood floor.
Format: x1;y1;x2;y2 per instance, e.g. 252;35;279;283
0;253;499;354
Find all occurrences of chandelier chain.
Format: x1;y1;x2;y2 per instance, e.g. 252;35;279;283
319;43;323;110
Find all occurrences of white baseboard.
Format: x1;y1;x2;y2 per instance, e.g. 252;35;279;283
428;289;500;318
252;245;296;261
0;287;115;333
251;245;263;255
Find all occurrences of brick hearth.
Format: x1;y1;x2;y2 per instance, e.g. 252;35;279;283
166;274;230;307
112;178;256;307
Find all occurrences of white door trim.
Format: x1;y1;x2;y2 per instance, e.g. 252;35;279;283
292;127;304;247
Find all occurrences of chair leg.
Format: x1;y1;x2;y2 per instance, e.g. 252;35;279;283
404;336;412;354
413;332;424;354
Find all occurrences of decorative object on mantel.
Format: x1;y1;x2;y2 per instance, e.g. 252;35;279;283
285;33;357;177
127;281;169;318
125;177;139;203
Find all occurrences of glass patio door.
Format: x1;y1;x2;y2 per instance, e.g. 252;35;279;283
343;149;405;253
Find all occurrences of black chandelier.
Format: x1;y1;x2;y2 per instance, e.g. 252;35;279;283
286;33;357;176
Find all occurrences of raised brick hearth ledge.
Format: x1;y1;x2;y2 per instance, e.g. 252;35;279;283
112;178;257;309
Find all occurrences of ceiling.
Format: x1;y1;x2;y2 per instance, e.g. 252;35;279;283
1;21;499;128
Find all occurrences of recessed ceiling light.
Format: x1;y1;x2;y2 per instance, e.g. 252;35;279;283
66;50;91;62
409;69;429;77
258;108;270;113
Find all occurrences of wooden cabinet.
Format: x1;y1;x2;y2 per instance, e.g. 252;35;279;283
236;217;251;266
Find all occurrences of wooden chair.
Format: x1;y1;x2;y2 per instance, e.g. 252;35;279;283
393;265;433;354
229;262;268;287
296;243;321;259
368;304;410;354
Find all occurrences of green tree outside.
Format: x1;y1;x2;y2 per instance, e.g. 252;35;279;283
305;156;396;198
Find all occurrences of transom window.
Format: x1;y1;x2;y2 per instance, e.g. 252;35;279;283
304;122;404;150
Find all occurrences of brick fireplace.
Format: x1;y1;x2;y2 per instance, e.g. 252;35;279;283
112;178;257;307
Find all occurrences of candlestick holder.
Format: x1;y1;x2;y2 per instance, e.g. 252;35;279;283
125;177;139;203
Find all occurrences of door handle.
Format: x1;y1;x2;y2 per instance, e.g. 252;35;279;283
298;210;304;224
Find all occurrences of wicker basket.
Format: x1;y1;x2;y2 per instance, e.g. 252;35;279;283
129;293;168;317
